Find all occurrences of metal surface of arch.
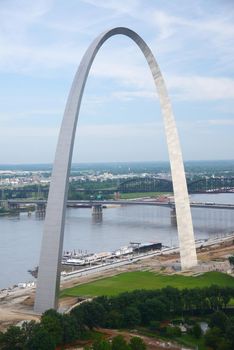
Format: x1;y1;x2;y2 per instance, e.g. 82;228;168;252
34;27;197;313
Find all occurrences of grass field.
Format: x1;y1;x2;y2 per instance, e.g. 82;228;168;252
119;192;171;199
60;271;234;298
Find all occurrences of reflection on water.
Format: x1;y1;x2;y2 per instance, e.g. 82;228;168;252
0;193;234;288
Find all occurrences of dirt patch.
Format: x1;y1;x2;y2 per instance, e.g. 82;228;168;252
0;308;39;332
97;328;188;350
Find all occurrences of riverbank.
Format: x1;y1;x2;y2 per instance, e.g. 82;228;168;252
1;192;234;289
59;233;234;282
0;233;233;331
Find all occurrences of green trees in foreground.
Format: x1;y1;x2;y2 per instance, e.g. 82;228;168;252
0;285;234;349
0;310;81;350
203;312;234;350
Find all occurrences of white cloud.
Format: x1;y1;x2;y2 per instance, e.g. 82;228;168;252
0;0;233;91
0;125;58;138
111;90;156;101
168;75;234;101
208;119;234;126
0;0;54;43
78;121;163;138
73;121;168;162
0;41;85;73
0;109;62;125
81;0;140;14
91;57;234;101
0;1;233;162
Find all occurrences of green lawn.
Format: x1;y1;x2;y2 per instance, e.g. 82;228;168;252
60;271;234;298
120;192;171;199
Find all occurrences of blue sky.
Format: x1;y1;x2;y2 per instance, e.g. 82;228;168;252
0;0;233;164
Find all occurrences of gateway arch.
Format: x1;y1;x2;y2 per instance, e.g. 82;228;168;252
34;27;197;313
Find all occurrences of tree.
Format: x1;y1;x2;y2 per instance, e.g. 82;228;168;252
123;307;141;328
204;327;223;350
77;301;106;329
61;314;79;344
111;335;130;350
206;285;223;311
70;305;86;333
93;339;111;350
20;320;40;346
191;323;202;339
0;332;4;344
106;310;123;329
161;286;182;313
225;317;234;349
129;337;146;350
149;320;160;332
0;325;25;350
166;326;181;338
217;339;231;350
209;311;228;332
25;324;56;350
41;313;63;346
220;287;232;309
228;255;234;267
139;298;167;324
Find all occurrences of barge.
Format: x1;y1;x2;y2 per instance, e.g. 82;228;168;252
62;241;162;267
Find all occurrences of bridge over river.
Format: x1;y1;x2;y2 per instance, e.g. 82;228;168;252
2;199;234;211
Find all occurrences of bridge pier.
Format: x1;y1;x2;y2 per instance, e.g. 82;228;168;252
36;203;46;218
92;204;103;217
7;201;20;212
170;206;177;226
114;191;120;200
0;200;8;209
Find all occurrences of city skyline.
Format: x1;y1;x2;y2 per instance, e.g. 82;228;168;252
0;0;233;163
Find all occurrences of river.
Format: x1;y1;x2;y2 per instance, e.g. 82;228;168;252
0;193;234;289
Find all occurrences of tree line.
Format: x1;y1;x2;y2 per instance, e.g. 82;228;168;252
0;285;234;349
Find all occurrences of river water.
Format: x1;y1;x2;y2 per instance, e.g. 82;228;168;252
0;193;234;289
